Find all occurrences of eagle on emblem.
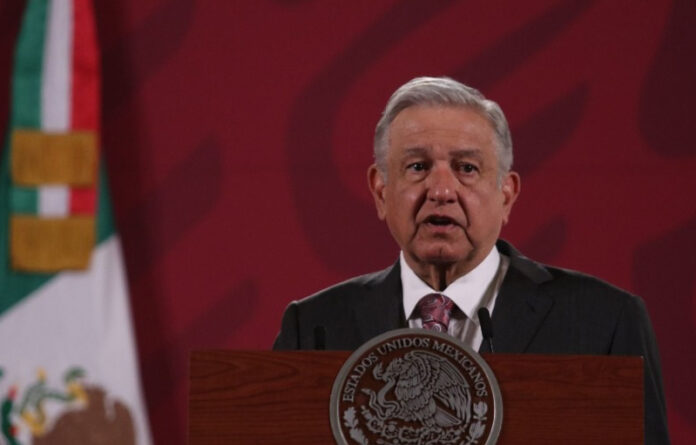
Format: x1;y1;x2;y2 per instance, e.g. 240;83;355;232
361;350;472;428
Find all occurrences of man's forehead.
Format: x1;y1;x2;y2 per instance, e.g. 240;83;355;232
387;106;495;154
388;106;494;142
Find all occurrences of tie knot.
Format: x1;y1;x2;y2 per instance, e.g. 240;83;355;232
416;293;454;332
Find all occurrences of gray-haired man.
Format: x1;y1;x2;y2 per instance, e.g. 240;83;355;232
274;76;669;444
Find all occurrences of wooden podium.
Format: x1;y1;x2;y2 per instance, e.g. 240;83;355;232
189;351;643;444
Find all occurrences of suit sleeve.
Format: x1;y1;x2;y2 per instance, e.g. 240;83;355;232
272;301;300;350
610;295;670;445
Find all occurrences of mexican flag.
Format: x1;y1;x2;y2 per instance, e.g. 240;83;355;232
0;1;151;443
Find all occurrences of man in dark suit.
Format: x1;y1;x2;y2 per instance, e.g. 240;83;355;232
273;77;669;443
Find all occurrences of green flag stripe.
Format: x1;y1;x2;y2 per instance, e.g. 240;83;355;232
0;0;52;316
12;0;48;129
10;186;38;214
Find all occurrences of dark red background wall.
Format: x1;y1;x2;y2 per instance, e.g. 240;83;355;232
1;1;694;443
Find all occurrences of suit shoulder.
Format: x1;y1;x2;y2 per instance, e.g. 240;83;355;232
541;263;643;310
501;239;641;305
294;266;394;308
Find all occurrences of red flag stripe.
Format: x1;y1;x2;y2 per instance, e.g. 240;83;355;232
70;0;100;132
70;0;99;214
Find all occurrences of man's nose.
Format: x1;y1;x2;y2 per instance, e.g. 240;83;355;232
426;165;457;203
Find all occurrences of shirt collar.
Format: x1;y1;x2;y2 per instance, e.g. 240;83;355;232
401;246;501;322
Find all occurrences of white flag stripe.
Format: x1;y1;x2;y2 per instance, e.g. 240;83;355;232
0;237;152;445
41;0;73;131
38;185;70;216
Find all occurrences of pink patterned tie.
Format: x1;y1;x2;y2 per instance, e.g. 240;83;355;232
416;293;455;332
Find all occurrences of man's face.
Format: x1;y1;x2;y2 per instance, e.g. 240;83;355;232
368;105;520;278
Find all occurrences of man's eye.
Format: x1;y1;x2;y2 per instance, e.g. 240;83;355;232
407;162;426;172
459;163;478;173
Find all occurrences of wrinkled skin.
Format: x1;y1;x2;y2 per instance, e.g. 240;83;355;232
368;105;520;290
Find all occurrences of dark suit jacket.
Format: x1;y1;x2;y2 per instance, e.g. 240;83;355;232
273;240;669;444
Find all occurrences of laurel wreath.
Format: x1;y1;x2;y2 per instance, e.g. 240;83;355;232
464;401;488;445
343;407;368;445
342;400;489;445
361;403;488;445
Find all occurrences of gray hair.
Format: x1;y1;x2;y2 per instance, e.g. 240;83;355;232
374;76;513;179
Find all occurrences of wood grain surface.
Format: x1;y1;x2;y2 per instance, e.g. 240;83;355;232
189;351;642;444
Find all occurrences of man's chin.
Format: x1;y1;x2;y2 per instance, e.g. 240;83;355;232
413;246;470;266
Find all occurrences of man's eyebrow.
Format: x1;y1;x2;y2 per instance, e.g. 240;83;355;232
401;147;428;157
399;147;485;160
450;149;484;161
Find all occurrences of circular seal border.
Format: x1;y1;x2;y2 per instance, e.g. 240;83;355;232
330;328;503;445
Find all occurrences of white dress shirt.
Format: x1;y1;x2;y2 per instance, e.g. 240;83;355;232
401;246;509;350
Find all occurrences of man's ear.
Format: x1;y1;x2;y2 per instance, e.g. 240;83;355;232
367;164;387;220
500;171;520;225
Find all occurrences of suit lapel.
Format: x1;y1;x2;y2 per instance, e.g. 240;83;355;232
352;262;405;344
484;241;554;353
350;243;552;352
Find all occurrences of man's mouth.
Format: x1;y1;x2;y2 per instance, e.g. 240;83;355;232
424;215;456;226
